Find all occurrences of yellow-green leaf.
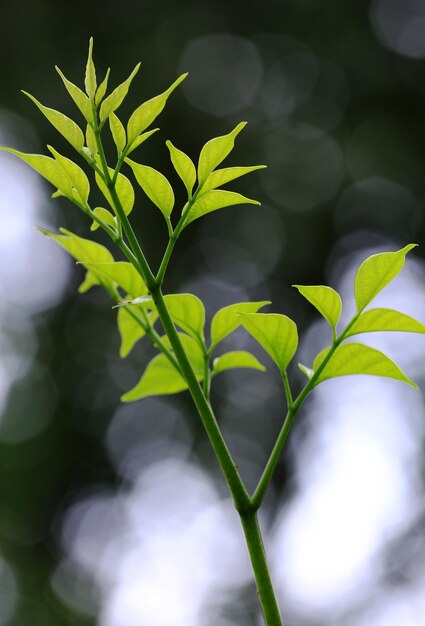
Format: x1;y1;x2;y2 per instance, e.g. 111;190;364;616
198;122;246;185
82;261;147;298
210;301;271;350
125;159;174;218
90;207;116;232
355;244;417;312
127;73;187;145
239;312;298;372
202;165;266;193
109;112;126;155
95;67;110;105
166;140;196;197
122;354;188;402
95;168;135;216
164;293;205;340
118;306;158;358
55;66;93;122
293;285;342;331
212;351;265;375
160;333;204;374
1;148;73;197
184;189;260;226
48;146;90;205
126;128;160;155
346;308;425;337
84;37;97;98
99;63;141;123
22;91;84;152
85;123;98;159
313;343;417;388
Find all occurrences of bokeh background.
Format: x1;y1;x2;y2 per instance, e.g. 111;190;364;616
1;1;425;624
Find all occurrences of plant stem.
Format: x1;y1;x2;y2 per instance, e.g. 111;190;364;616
240;512;284;625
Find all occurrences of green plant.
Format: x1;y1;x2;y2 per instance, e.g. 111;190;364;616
2;39;425;625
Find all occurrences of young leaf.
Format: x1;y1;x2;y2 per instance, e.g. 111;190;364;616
126;128;160;155
160;333;204;373
90;207;116;232
166;140;196;197
55;66;93;122
118;306;158;358
22;91;84;152
346;308;425;337
82;261;147;297
298;363;313;379
122;354;188;402
202;165;266;194
293;285;342;331
355;244;417;312
95;67;110;105
86;123;98;158
125;159;174;218
84;37;97;98
210;301;271;350
198;122;247;186
164;293;205;341
109;112;126;155
212;351;265;376
184;190;260;227
239;313;298;372
1;148;73;198
48;146;90;204
95;168;135;216
99;63;141;124
127;73;188;145
313;343;417;388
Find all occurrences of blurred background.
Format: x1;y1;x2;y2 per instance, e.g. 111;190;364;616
1;0;425;624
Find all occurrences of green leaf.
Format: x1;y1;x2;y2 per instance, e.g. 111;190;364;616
239;313;298;371
127;73;188;145
160;333;204;373
85;123;98;159
117;306;158;358
78;271;100;294
212;351;265;375
346;308;425;337
95;168;135;216
109;112;126;155
210;301;271;350
164;293;205;341
22;91;84;152
293;285;342;331
126;128;160;155
90;207;116;232
313;343;417;388
99;63;141;124
125;159;174;218
84;37;97;98
122;354;188;401
95;67;110;105
48;146;90;204
55;66;93;122
355;244;417;312
184;190;260;227
1;148;73;198
82;261;147;298
202;165;266;193
198;122;247;186
166;140;196;197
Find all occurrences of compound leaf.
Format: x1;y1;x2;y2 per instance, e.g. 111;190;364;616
125;159;174;218
346;308;425;337
212;351;265;376
210;300;271;350
239;313;298;371
55;66;93;122
198;122;246;186
313;342;417;388
355;244;417;312
166;140;196;197
202;165;266;193
293;285;342;331
184;190;260;226
99;63;141;123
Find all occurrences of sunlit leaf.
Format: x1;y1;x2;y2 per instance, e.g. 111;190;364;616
125;159;174;218
160;333;204;373
293;285;342;331
239;313;298;371
202;165;266;193
22;91;84;152
84;37;97;98
0;148;73;197
122;354;188;401
95;168;135;216
198;121;246;185
355;244;417;312
184;190;260;226
346;308;425;337
127;73;187;145
56;66;93;122
210;301;271;350
99;63;141;123
82;261;147;297
118;306;158;358
212;351;265;375
109;112;126;155
90;207;116;232
126;128;160;155
166;140;196;197
48;146;90;204
313;342;417;388
164;293;205;341
95;67;110;105
85;123;97;158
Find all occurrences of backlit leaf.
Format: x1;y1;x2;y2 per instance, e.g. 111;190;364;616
82;261;146;297
109;112;126;155
125;159;174;218
184;190;260;226
239;313;298;371
202;165;266;193
355;244;417;312
210;301;271;349
198;122;246;185
346;308;425;337
84;37;97;98
298;363;313;379
212;351;265;375
48;146;90;204
127;73;187;145
118;306;158;358
22;91;84;152
313;342;417;388
99;63;141;123
166;140;196;197
164;293;205;341
1;148;73;197
95;67;110;105
85;123;97;158
293;285;342;331
126;128;160;155
122;354;188;401
95;168;135;216
90;207;116;232
56;66;93;122
160;333;204;374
